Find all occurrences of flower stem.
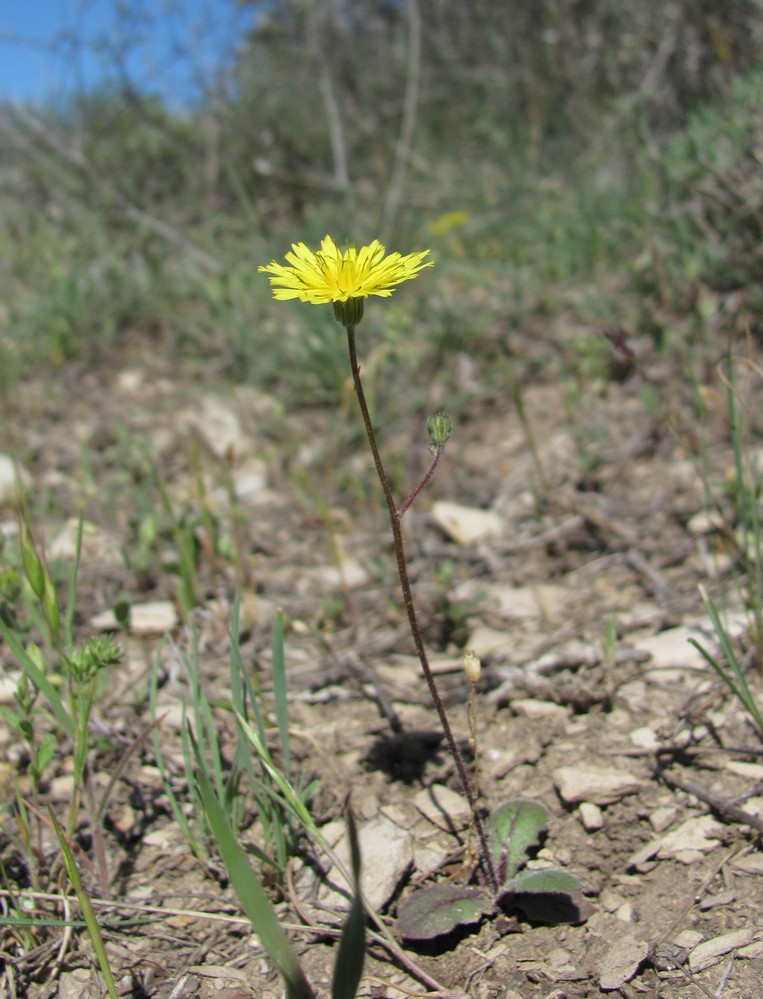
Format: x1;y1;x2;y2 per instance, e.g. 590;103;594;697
398;446;443;519
345;326;498;893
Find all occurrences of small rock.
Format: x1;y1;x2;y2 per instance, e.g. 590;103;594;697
626;837;663;871
615;901;635;923
413;784;470;827
466;625;514;658
724;760;763;780
689;928;755;972
657;815;724;862
130;600;178;635
686;510;725;535
91;600;178;635
599;932;649;990
649;804;679;833
513;698;569;720
630;726;660;750
554;765;644;805
232;457;269;501
431;501;504;545
599;889;626;913
58;968;98;999
312;558;370;590
637;616;747;672
490;583;570;622
578;802;604;831
327;814;412;912
731;853;763;875
182;394;249;458
674;929;704;949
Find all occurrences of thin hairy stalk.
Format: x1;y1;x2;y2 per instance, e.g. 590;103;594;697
345;326;498;892
398;446;444;519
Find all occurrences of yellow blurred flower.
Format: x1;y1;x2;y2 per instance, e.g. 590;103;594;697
259;235;433;305
429;210;470;237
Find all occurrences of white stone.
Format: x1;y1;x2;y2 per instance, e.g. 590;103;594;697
649;804;679;833
465;625;514;658
129;600;178;636
637;616;747;672
182;395;249;458
689;928;755;972
724;760;763;780
630;726;660;750
599;932;649;990
554;765;644;805
91;601;177;636
579;801;604;831
657;815;724;861
328;814;412;912
413;784;470;827
232;457;269;500
512;698;569;720
431;501;504;545
492;583;570;622
731;853;763;875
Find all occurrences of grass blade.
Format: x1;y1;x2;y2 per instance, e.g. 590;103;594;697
331;808;365;999
47;807;119;999
271;610;291;776
197;771;315;999
0;620;72;737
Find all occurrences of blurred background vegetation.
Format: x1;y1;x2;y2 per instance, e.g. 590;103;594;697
1;0;762;403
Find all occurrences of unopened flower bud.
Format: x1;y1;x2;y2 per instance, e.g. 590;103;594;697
426;410;452;453
463;650;482;685
20;524;45;599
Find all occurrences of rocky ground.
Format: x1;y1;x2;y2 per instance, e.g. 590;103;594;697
2;327;763;999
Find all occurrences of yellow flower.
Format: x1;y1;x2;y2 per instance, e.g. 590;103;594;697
258;235;433;305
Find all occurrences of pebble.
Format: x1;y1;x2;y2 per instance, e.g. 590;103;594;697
488;582;570;622
513;698;569;720
90;600;178;635
181;394;250;459
554;764;644;805
578;802;604;831
598;931;649;990
412;784;470;827
637;616;747;672
649;804;679;833
326;814;412;912
689;928;755;972
657;815;724;862
430;500;504;545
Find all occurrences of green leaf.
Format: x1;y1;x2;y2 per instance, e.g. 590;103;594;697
0;621;72;737
48;807;119;999
197;771;315;999
331;810;366;999
503;867;580;896
396;883;490;941
488;798;548;885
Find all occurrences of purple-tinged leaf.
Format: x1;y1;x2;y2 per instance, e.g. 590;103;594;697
397;883;490;941
488;799;548;885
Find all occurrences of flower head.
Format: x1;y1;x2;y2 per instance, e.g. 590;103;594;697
259;235;433;308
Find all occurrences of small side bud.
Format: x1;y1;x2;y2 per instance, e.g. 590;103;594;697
463;649;482;685
20;524;45;599
426;410;452;453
